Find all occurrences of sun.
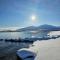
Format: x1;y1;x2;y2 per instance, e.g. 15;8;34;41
29;15;37;25
31;15;36;22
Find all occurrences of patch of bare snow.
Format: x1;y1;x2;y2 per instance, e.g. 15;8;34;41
35;38;60;60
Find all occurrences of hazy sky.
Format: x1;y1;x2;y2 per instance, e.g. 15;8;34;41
0;0;60;28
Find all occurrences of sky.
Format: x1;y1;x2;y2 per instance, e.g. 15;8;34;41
0;0;60;29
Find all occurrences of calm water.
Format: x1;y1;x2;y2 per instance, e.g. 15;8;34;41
0;31;50;39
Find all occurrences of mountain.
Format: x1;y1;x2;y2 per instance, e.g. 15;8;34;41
17;24;60;32
17;26;37;31
37;24;58;30
0;24;60;32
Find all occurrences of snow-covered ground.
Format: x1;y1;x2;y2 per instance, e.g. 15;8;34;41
48;31;60;36
35;38;60;60
17;31;60;60
17;38;60;60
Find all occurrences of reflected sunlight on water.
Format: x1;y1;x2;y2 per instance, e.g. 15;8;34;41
0;31;50;39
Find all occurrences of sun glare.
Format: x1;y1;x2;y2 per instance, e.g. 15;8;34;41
31;15;36;22
29;15;37;25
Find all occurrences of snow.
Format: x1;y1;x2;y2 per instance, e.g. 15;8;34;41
48;31;60;36
17;38;60;60
35;38;60;60
17;31;60;60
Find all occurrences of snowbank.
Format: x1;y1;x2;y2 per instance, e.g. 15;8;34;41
17;31;60;60
35;38;60;60
48;31;60;36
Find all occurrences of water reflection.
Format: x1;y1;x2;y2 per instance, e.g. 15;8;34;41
0;31;50;39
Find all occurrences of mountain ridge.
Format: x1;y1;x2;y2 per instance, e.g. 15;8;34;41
0;24;60;32
17;24;60;32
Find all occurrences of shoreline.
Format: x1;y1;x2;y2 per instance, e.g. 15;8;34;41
0;35;60;43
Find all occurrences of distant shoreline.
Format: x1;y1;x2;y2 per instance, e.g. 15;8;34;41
0;30;60;32
0;35;60;43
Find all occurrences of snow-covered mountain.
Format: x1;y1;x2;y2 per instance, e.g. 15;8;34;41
0;24;60;32
17;24;60;32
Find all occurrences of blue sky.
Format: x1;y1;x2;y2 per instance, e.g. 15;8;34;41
0;0;60;28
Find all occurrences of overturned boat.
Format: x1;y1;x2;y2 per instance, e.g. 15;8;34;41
16;40;40;60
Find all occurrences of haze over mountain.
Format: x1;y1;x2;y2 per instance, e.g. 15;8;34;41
0;24;60;32
17;24;60;32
